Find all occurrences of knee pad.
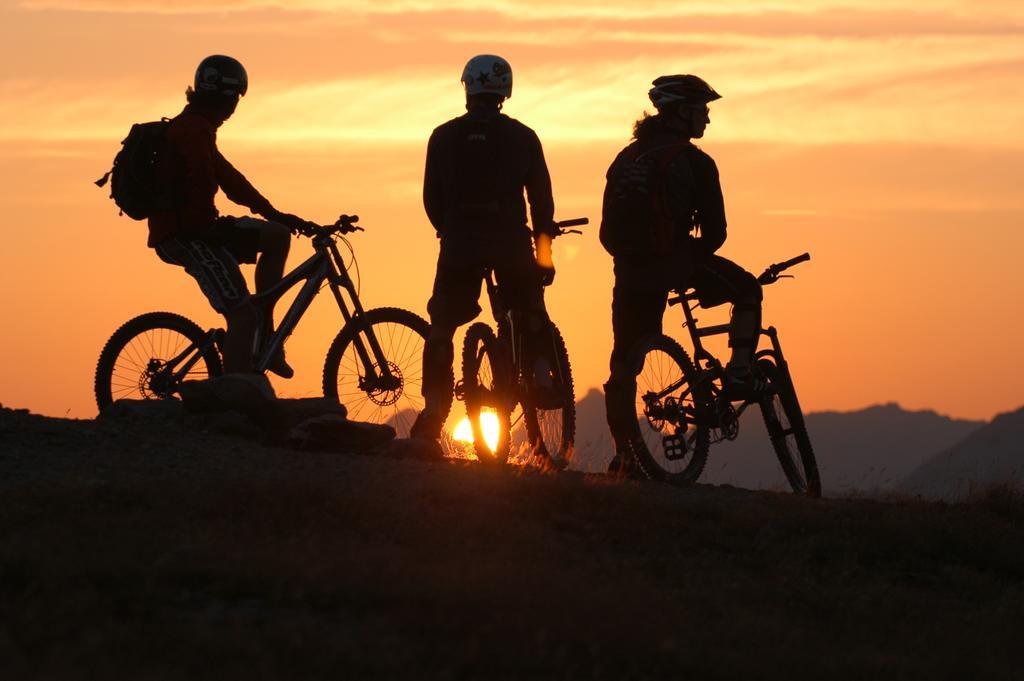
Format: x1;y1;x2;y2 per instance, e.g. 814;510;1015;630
422;337;455;413
728;301;762;349
424;337;455;368
225;296;259;323
604;377;640;444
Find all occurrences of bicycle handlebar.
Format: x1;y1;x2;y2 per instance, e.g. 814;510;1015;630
757;252;810;285
300;213;363;239
553;217;588;236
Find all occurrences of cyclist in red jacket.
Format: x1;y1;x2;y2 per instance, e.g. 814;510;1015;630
149;55;316;377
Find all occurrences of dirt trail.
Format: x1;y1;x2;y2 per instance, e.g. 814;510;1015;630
1;406;1022;680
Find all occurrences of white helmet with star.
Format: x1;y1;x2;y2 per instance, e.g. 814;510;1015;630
461;54;513;99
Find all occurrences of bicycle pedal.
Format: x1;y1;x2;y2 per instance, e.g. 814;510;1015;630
662;434;689;461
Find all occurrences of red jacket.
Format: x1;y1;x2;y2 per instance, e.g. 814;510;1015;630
147;103;272;247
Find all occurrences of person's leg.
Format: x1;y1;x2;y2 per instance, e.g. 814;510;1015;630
222;299;260;373
228;217;293;377
155;236;254;373
604;261;669;472
412;256;484;441
493;245;553;394
693;256;763;393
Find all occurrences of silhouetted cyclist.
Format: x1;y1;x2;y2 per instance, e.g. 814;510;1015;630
149;55;317;377
410;54;557;450
601;75;763;475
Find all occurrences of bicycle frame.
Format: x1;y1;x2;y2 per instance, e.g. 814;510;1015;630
248;233;399;390
483;270;520;369
644;292;790;431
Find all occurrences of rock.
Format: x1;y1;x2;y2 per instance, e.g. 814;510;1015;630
185;410;263;440
288;415;395;453
386;437;447;461
276;397;348;425
178;374;278;417
99;399;186;422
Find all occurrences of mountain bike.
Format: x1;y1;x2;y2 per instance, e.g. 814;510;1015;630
94;215;429;435
625;253;821;497
457;218;587;468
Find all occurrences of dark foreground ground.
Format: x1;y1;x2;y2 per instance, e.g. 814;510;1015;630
1;405;1023;680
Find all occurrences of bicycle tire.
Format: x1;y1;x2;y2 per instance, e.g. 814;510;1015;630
322;307;429;438
94;311;222;412
625;334;711;484
461;322;512;463
520;322;575;466
756;357;821;498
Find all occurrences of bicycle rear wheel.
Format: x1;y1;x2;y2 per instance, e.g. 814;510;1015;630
322;307;429;438
756;357;821;497
520;322;575;467
461;322;512;463
626;334;711;484
94;311;222;412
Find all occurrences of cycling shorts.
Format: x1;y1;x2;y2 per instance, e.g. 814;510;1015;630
427;235;546;328
153;217;264;313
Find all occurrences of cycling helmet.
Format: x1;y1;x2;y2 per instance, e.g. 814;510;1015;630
648;74;720;110
194;55;248;97
461;55;513;99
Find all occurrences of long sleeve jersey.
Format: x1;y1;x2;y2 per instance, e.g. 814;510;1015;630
147;103;273;247
423;109;555;242
601;126;727;262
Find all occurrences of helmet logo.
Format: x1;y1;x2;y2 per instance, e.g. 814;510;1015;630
476;71;491;86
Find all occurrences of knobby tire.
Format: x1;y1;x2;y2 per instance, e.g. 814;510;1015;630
94;311;222;412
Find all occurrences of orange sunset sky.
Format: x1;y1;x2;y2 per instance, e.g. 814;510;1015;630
0;0;1021;422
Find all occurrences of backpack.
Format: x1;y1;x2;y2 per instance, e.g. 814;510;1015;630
95;119;170;220
600;141;692;259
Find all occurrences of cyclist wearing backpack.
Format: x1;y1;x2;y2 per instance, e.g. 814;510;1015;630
601;75;763;476
409;54;557;449
148;55;316;377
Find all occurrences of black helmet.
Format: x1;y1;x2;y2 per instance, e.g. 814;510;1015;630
648;74;721;110
194;55;248;97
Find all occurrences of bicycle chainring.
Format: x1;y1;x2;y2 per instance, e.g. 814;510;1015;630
711;399;740;443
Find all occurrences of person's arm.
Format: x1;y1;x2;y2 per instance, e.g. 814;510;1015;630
215;151;274;217
524;129;556;242
423;128;445;234
693;154;727;255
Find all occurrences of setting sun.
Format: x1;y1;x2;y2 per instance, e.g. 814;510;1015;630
452;412;502;453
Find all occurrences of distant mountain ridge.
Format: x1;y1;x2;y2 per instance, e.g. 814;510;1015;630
571;393;986;496
393;388;1014;499
901;407;1024;500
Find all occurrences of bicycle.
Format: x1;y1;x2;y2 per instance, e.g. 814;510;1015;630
624;252;821;497
457;218;587;468
94;214;430;435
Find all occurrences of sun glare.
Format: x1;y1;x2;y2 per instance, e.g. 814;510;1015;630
452;412;502;453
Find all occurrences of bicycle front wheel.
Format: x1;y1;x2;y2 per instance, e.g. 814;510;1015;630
756;357;821;497
322;307;429;438
626;334;711;484
94;311;222;412
461;322;512;463
520;322;575;467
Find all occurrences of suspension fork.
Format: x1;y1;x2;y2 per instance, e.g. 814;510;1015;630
153;329;220;392
327;241;400;390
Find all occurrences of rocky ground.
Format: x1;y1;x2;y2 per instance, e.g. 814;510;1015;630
1;400;1023;680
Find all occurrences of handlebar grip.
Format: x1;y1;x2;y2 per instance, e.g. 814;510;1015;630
775;252;810;272
555;217;589;229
